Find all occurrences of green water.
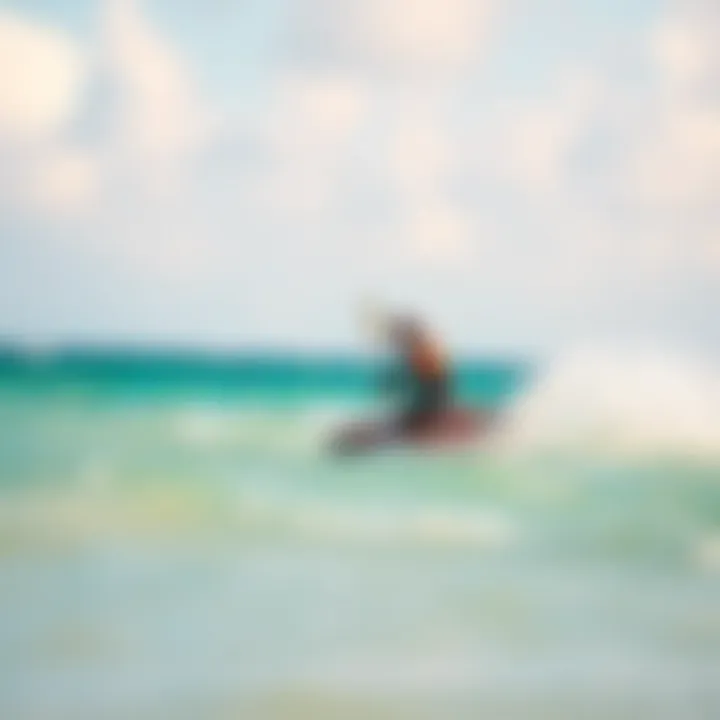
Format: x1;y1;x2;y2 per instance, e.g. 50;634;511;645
0;350;718;719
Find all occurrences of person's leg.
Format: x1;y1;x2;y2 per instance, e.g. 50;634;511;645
420;378;448;422
397;397;435;434
395;377;449;435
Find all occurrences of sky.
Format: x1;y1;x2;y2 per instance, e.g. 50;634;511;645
0;0;717;355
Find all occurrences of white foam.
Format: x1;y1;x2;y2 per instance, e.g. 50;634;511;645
503;344;720;461
173;400;368;452
78;456;113;493
236;490;518;548
174;404;238;446
694;533;720;573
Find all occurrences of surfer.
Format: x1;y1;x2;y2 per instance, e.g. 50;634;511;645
382;315;451;433
329;305;483;454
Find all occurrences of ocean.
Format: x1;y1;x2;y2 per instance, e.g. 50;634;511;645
0;346;718;719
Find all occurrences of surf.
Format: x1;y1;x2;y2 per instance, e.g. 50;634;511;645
502;343;720;462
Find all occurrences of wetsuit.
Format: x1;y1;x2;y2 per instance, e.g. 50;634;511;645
387;338;450;432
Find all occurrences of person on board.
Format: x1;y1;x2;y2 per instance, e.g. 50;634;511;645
382;315;451;432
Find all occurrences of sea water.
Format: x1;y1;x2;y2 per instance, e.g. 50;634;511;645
0;347;718;719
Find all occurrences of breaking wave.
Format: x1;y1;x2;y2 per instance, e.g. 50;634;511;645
503;344;720;462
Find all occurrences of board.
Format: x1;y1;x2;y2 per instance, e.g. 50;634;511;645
328;407;495;455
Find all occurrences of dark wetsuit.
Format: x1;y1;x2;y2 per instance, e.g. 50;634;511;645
398;372;449;431
386;338;450;432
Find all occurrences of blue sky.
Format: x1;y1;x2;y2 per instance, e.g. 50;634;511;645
0;0;717;354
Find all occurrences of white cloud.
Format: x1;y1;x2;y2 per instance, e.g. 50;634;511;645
385;108;452;197
266;72;368;156
473;2;719;284
628;106;720;210
378;104;476;265
355;0;495;73
290;0;499;81
651;3;719;96
101;0;214;187
246;71;368;224
58;0;222;274
0;11;86;140
0;10;94;216
499;70;603;196
1;0;220;284
0;0;215;219
30;148;100;215
398;201;473;264
97;202;211;277
623;2;720;214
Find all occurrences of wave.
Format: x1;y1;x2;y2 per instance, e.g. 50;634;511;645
0;478;519;551
235;488;519;547
171;400;370;457
502;344;720;462
117;347;720;464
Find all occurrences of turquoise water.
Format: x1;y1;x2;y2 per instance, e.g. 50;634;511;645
0;348;718;719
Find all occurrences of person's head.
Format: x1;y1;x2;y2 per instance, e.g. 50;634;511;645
388;315;424;348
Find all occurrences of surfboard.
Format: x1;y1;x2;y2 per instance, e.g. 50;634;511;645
328;407;495;455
